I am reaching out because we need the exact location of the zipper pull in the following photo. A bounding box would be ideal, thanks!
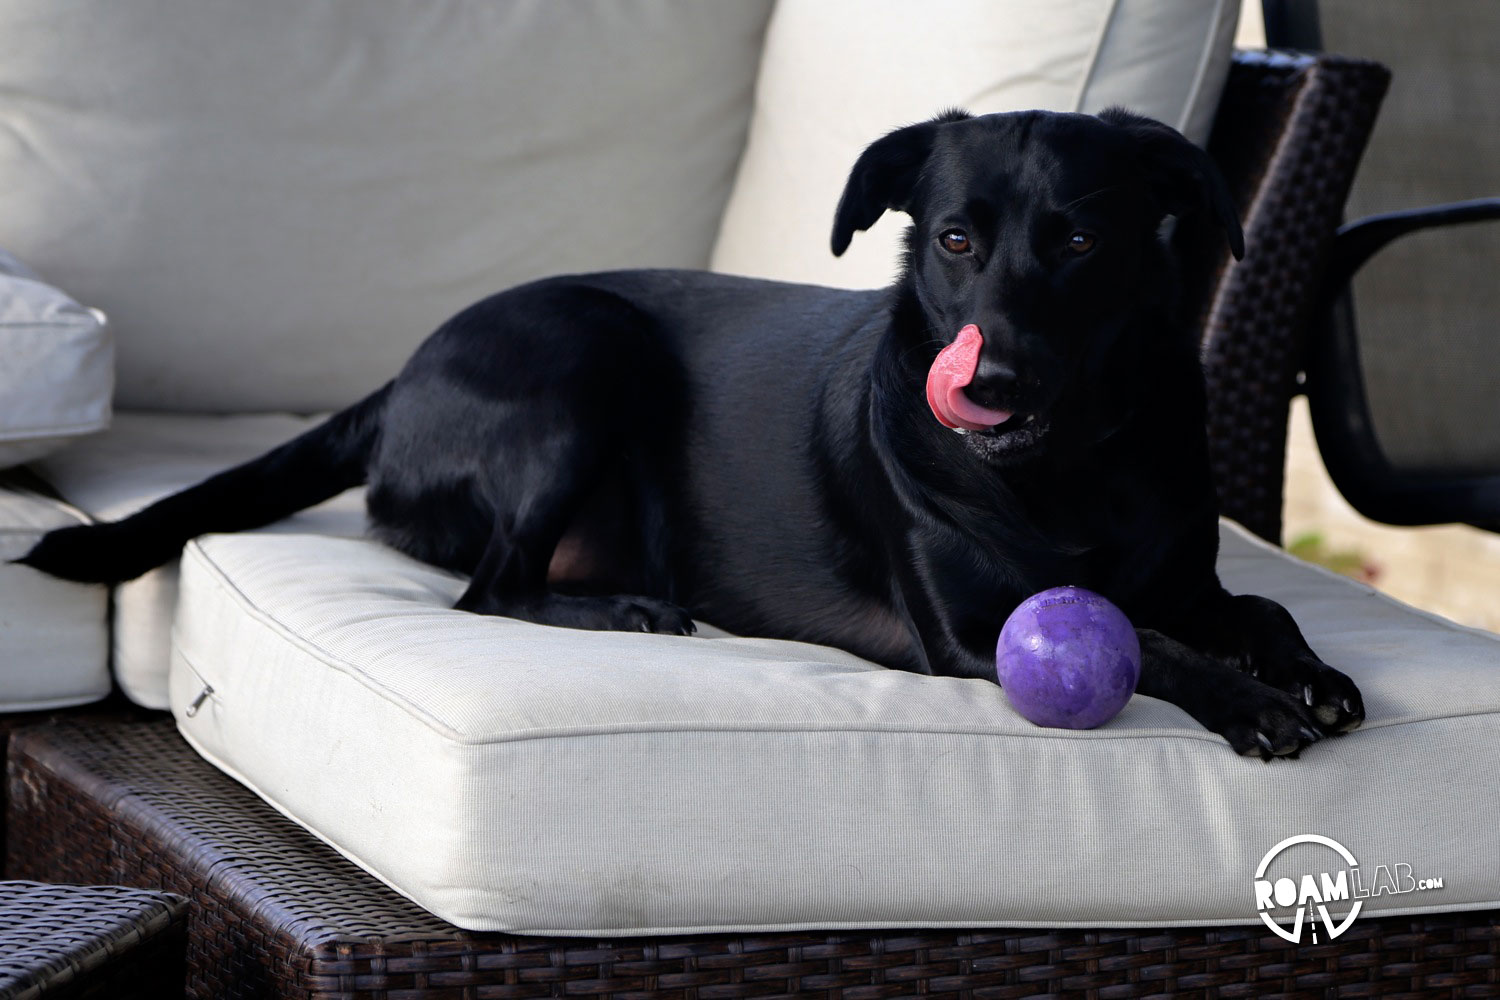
[185,684,215,718]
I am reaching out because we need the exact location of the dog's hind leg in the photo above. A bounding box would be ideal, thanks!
[357,279,695,635]
[461,547,696,634]
[452,454,695,635]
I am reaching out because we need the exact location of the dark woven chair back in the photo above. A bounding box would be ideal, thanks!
[1181,49,1388,542]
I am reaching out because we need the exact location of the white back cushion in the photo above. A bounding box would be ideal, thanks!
[0,1,774,412]
[711,0,1241,289]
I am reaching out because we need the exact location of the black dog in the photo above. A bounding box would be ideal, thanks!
[23,108,1364,759]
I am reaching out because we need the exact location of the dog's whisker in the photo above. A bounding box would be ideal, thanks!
[899,336,948,365]
[1058,184,1125,213]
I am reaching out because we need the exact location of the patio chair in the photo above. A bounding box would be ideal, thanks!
[1265,0,1500,530]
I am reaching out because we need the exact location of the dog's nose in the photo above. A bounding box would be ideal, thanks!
[966,356,1021,409]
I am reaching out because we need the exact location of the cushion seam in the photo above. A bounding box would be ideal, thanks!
[1177,0,1233,135]
[1070,0,1123,114]
[0,489,93,526]
[180,540,470,740]
[0,418,112,441]
[0,692,110,713]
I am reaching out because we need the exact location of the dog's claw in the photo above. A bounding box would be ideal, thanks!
[1303,684,1314,707]
[1299,725,1322,744]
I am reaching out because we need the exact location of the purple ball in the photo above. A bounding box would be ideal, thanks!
[995,586,1141,729]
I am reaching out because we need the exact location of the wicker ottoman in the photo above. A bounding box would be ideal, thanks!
[7,718,1500,999]
[0,880,186,1000]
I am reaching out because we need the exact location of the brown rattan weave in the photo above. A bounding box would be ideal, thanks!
[0,698,154,858]
[0,715,29,866]
[8,718,1499,1000]
[1187,50,1390,543]
[1,712,69,867]
[0,879,186,1000]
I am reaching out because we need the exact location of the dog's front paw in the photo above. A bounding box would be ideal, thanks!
[1222,595,1365,735]
[1291,657,1364,733]
[1201,673,1327,761]
[1251,655,1365,735]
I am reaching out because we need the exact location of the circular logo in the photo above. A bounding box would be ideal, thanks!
[1253,834,1362,943]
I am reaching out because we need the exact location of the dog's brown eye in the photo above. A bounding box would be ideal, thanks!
[939,229,970,254]
[1067,231,1096,254]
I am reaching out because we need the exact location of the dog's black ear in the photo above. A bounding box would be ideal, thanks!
[1099,107,1245,260]
[831,109,972,257]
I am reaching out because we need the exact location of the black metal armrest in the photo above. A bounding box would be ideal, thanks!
[1305,198,1500,531]
[1324,197,1500,290]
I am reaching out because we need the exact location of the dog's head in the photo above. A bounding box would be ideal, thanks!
[832,108,1242,464]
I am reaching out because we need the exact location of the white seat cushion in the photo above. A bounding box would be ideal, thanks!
[170,521,1500,934]
[0,483,109,711]
[33,412,368,708]
[711,0,1242,289]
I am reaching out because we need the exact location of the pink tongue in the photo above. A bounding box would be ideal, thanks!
[924,324,1015,430]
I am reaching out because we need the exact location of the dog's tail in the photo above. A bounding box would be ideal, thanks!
[17,382,393,584]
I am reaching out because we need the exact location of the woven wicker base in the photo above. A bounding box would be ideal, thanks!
[0,880,186,1000]
[0,698,145,866]
[5,717,1498,1000]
